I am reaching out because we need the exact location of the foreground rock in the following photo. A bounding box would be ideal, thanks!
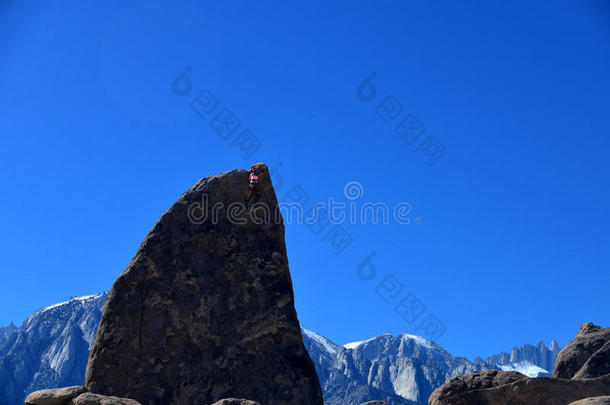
[25,387,140,405]
[429,373,610,405]
[85,163,323,405]
[574,340,610,380]
[71,393,142,405]
[554,323,610,379]
[428,369,526,403]
[208,399,261,405]
[359,401,390,405]
[429,323,610,405]
[25,386,86,405]
[569,397,610,405]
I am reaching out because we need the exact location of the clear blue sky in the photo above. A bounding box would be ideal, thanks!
[1,0,609,360]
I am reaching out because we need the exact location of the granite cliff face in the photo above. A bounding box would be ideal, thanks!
[0,294,106,405]
[84,163,324,405]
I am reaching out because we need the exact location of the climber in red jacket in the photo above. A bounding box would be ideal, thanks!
[246,167,261,202]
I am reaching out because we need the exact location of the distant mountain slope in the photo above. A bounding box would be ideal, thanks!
[0,294,560,405]
[0,293,106,405]
[301,327,561,404]
[474,339,560,377]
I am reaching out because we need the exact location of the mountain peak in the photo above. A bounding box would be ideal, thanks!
[549,339,560,352]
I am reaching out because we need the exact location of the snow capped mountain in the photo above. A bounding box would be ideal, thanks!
[302,327,339,355]
[301,328,561,405]
[0,292,107,405]
[0,294,560,405]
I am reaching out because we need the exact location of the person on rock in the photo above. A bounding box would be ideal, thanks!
[246,167,261,202]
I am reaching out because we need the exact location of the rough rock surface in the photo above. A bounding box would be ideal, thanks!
[70,393,142,405]
[25,386,86,405]
[574,340,610,380]
[84,164,323,405]
[429,374,610,405]
[569,397,610,405]
[554,323,610,379]
[428,370,527,404]
[207,399,261,405]
[24,387,141,405]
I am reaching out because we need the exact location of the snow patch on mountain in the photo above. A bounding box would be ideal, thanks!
[400,333,436,349]
[498,360,550,377]
[37,293,106,314]
[301,327,339,355]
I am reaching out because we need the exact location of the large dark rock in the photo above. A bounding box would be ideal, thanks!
[554,323,610,379]
[574,340,610,380]
[428,370,527,404]
[429,374,610,405]
[84,164,323,405]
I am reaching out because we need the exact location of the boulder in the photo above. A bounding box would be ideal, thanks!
[84,164,323,405]
[208,399,261,405]
[569,397,610,405]
[574,340,610,380]
[429,373,610,405]
[70,393,142,405]
[25,386,86,405]
[359,401,390,405]
[428,370,527,405]
[554,323,610,379]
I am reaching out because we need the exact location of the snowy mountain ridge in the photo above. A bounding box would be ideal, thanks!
[0,293,560,405]
[302,326,561,404]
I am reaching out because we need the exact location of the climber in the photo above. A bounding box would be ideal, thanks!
[246,167,261,202]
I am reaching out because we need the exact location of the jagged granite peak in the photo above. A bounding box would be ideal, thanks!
[474,339,560,377]
[0,321,18,350]
[550,339,561,352]
[0,292,107,405]
[84,164,324,405]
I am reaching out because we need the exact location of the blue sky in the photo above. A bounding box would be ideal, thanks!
[1,0,609,359]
